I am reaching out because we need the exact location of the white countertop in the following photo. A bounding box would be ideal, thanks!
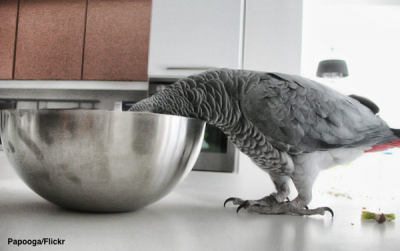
[1,153,399,251]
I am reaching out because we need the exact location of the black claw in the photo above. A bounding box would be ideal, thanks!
[304,205,309,210]
[236,204,245,213]
[324,207,334,217]
[236,201,249,213]
[224,197,236,207]
[285,197,290,202]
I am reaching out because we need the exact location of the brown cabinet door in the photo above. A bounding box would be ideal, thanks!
[83,0,151,81]
[0,0,18,79]
[14,0,87,80]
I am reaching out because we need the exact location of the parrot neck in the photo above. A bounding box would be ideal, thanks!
[130,70,288,172]
[132,74,258,133]
[130,88,194,117]
[170,78,244,130]
[131,69,251,129]
[132,76,245,132]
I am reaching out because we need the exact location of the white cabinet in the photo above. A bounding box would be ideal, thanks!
[243,0,303,75]
[148,0,245,78]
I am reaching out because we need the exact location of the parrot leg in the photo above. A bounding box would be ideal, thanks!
[224,173,293,214]
[224,164,333,217]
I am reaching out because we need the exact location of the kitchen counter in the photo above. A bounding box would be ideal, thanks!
[1,153,399,251]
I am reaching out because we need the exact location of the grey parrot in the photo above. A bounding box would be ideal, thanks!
[129,68,400,216]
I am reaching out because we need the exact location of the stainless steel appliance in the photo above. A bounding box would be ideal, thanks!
[144,79,238,173]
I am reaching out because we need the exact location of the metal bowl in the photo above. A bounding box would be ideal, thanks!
[0,109,205,212]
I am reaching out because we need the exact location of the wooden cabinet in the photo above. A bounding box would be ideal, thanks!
[14,0,87,80]
[83,0,152,81]
[3,0,151,81]
[0,0,18,79]
[148,0,245,78]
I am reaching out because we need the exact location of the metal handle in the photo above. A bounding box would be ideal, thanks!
[166,67,215,71]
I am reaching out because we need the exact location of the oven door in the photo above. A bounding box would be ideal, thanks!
[148,79,238,172]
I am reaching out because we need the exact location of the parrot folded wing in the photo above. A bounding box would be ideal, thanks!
[240,72,397,154]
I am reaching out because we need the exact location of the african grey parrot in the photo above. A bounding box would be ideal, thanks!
[129,68,400,216]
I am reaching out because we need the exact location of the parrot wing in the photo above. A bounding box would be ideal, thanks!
[240,72,396,154]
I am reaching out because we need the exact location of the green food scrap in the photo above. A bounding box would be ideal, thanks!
[361,211,396,223]
[387,214,396,221]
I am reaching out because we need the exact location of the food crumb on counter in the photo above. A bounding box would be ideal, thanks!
[361,211,396,224]
[327,191,352,200]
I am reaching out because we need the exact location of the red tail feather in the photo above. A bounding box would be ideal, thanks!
[365,139,400,153]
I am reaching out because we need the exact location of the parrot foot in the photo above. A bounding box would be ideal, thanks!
[224,197,333,217]
[224,195,278,208]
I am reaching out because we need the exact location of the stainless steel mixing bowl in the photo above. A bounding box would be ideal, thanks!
[0,109,205,212]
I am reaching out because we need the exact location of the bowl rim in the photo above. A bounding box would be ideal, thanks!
[1,109,206,124]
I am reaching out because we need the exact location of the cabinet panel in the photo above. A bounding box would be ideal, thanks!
[83,0,151,81]
[14,0,86,80]
[0,0,18,79]
[244,0,302,74]
[148,0,244,78]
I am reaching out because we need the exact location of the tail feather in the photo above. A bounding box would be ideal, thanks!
[366,129,400,152]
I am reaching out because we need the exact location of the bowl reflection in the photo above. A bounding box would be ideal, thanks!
[0,109,205,212]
